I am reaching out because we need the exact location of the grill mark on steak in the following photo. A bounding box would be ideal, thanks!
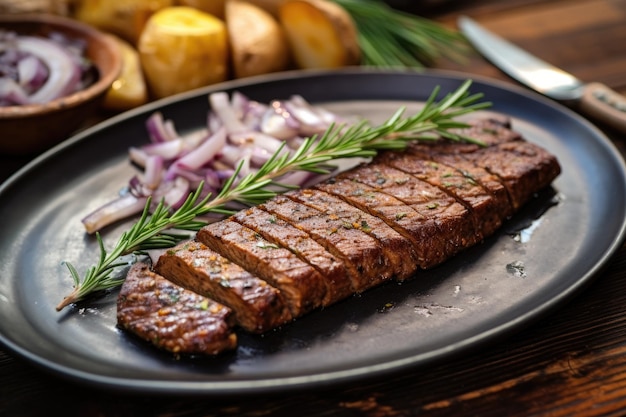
[314,178,445,270]
[231,206,353,305]
[197,220,328,316]
[338,162,476,267]
[154,240,292,333]
[286,188,418,280]
[117,262,237,355]
[405,145,514,220]
[457,141,562,210]
[260,194,392,293]
[378,152,503,242]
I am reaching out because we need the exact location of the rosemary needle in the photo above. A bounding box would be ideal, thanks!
[56,80,490,311]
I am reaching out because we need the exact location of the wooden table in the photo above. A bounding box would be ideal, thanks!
[2,0,626,415]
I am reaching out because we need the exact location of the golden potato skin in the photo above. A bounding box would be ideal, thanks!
[103,35,149,110]
[279,0,360,69]
[226,0,291,78]
[138,6,229,98]
[73,0,174,44]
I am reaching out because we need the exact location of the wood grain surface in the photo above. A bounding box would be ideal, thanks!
[2,1,626,416]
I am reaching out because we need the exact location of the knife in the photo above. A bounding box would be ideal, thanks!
[458,15,626,133]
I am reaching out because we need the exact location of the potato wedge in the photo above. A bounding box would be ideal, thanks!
[138,6,229,99]
[279,0,360,69]
[226,0,290,78]
[103,36,149,110]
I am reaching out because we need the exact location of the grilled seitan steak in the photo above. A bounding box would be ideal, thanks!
[120,117,562,356]
[117,262,237,355]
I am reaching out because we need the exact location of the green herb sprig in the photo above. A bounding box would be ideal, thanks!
[56,80,490,311]
[334,0,470,67]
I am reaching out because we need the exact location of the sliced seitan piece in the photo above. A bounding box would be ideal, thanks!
[338,162,476,267]
[117,261,237,355]
[232,206,353,305]
[197,220,328,316]
[406,145,515,220]
[286,188,418,280]
[154,240,292,333]
[457,140,562,210]
[260,194,392,293]
[314,177,443,270]
[378,151,505,241]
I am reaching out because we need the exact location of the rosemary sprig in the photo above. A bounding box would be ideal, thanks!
[334,0,470,67]
[56,80,490,311]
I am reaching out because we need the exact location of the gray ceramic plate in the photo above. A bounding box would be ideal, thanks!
[0,68,624,395]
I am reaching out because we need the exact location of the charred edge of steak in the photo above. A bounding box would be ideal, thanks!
[197,220,328,317]
[232,206,353,306]
[154,240,292,333]
[260,194,391,293]
[117,262,237,355]
[286,188,419,280]
[337,163,476,267]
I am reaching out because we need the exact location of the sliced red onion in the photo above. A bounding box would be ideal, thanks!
[84,90,349,233]
[141,139,185,160]
[17,54,48,93]
[209,92,249,134]
[15,35,81,104]
[146,112,180,143]
[284,94,339,136]
[229,131,285,153]
[153,177,191,210]
[260,101,300,140]
[128,146,149,168]
[143,155,164,189]
[82,194,148,234]
[170,127,226,171]
[0,77,30,105]
[216,143,246,168]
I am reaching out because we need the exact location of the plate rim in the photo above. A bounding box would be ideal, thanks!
[1,67,626,395]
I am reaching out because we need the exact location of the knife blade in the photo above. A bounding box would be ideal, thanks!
[458,15,626,133]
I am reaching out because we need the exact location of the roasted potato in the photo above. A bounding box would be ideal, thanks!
[226,0,290,78]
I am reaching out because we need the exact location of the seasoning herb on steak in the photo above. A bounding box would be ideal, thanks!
[378,152,505,241]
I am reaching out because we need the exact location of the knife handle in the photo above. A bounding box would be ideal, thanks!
[579,82,626,133]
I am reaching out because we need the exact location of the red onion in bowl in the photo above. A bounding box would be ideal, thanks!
[0,30,95,106]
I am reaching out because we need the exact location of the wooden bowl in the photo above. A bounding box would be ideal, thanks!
[0,14,122,155]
